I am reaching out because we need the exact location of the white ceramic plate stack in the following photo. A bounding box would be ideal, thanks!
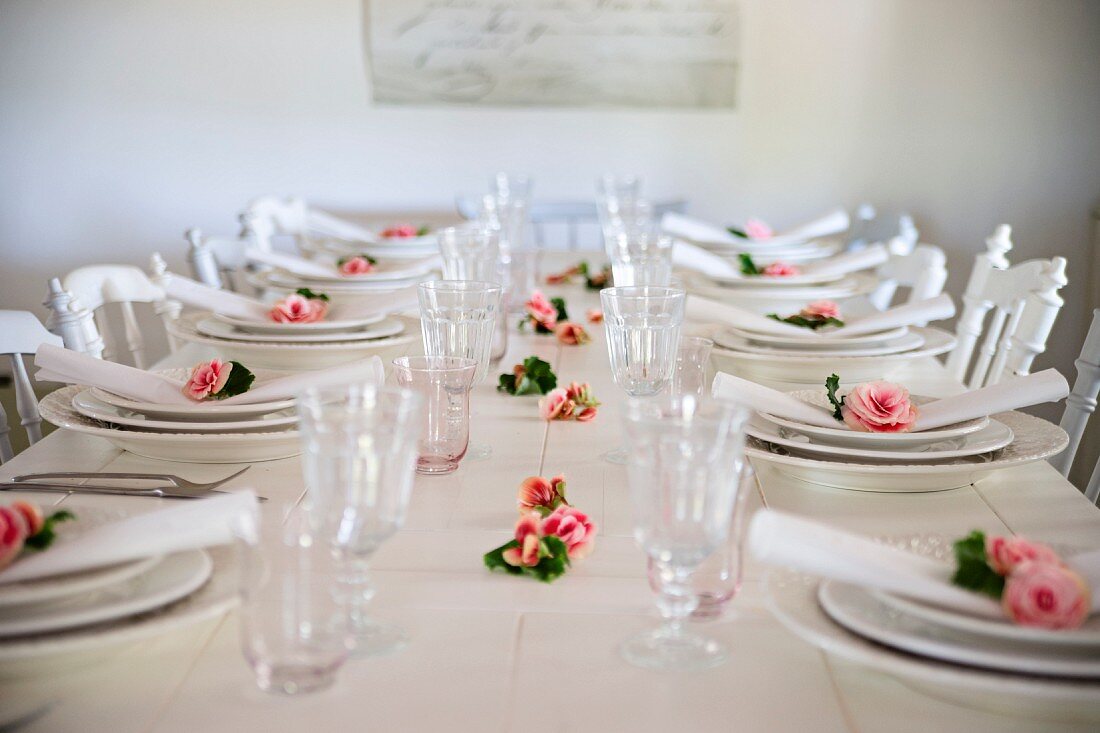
[249,257,438,294]
[309,230,440,260]
[689,234,842,264]
[680,271,880,315]
[745,390,1069,492]
[167,312,422,371]
[38,368,303,463]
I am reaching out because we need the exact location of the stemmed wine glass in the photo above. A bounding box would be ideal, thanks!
[620,395,749,671]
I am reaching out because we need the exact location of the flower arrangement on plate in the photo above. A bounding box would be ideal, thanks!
[269,288,329,324]
[183,359,256,401]
[0,501,75,571]
[739,253,799,277]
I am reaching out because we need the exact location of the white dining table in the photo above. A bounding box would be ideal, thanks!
[3,277,1100,733]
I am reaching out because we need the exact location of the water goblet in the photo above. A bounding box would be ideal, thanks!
[392,356,478,475]
[599,286,686,463]
[668,336,714,400]
[297,383,424,657]
[621,395,749,671]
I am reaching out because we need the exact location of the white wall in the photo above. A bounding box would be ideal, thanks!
[2,0,1099,381]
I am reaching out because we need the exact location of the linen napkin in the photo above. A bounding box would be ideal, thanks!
[818,294,956,338]
[914,369,1069,431]
[671,239,742,279]
[685,296,815,337]
[662,208,849,250]
[308,209,378,244]
[711,372,839,428]
[0,491,258,584]
[34,344,385,406]
[244,247,336,278]
[800,243,889,278]
[749,509,1100,616]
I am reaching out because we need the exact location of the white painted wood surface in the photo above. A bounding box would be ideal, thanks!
[3,274,1099,732]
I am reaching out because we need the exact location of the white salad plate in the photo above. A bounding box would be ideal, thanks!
[195,316,405,344]
[252,268,429,294]
[714,330,926,358]
[747,415,1015,462]
[212,311,386,335]
[706,270,847,287]
[40,387,301,463]
[726,325,910,349]
[0,550,211,637]
[71,390,298,433]
[817,580,1100,679]
[313,236,439,260]
[746,411,1067,492]
[287,257,437,283]
[761,390,990,448]
[682,271,879,314]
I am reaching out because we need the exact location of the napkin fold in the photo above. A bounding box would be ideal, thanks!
[818,294,956,338]
[34,344,385,406]
[914,369,1069,431]
[711,372,839,428]
[662,208,849,250]
[685,296,814,337]
[308,209,378,244]
[244,247,335,278]
[801,243,889,278]
[0,492,258,584]
[671,240,741,279]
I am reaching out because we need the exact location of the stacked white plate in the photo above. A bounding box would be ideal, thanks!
[309,231,439,260]
[249,257,438,295]
[689,234,841,264]
[38,368,303,463]
[168,312,422,371]
[681,271,879,315]
[746,390,1069,491]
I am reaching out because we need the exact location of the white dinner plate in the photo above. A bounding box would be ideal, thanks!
[71,390,298,433]
[40,387,301,464]
[253,268,430,293]
[196,316,405,344]
[818,580,1100,678]
[726,325,910,349]
[282,257,437,283]
[761,390,990,448]
[682,271,879,308]
[747,415,1014,462]
[0,550,211,637]
[706,270,847,287]
[212,311,386,335]
[714,330,926,358]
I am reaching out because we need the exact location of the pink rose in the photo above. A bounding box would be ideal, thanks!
[744,218,774,240]
[546,266,580,285]
[525,290,558,330]
[586,309,603,324]
[541,506,597,560]
[986,536,1062,576]
[1002,561,1091,630]
[518,474,567,512]
[800,300,840,320]
[269,293,328,324]
[381,224,418,238]
[555,322,590,346]
[841,381,918,433]
[339,256,375,276]
[574,406,598,422]
[761,262,800,277]
[502,513,543,568]
[538,388,575,421]
[0,506,29,571]
[183,359,232,401]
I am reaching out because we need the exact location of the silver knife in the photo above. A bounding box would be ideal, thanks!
[0,482,268,501]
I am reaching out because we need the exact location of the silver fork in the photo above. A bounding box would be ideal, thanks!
[10,466,251,491]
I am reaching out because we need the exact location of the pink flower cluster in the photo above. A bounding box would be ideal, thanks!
[183,358,233,401]
[338,255,375,276]
[761,261,799,277]
[518,474,568,512]
[586,309,603,324]
[743,218,774,240]
[841,381,919,433]
[555,322,590,346]
[539,382,600,422]
[800,300,840,320]
[0,502,44,571]
[546,265,581,285]
[381,224,418,238]
[985,536,1091,629]
[269,293,328,324]
[525,290,558,331]
[501,506,597,567]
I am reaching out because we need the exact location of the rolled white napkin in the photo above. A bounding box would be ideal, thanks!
[661,212,740,248]
[663,208,850,250]
[0,491,258,584]
[801,243,889,278]
[686,296,814,337]
[818,294,956,338]
[244,247,335,278]
[774,207,850,245]
[34,344,385,406]
[915,369,1069,431]
[712,372,838,428]
[671,239,741,279]
[308,209,378,244]
[749,509,1100,616]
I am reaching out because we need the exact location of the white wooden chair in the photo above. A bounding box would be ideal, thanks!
[0,311,64,463]
[944,225,1068,389]
[57,265,179,368]
[43,278,106,358]
[185,228,253,291]
[241,196,375,254]
[1050,309,1100,503]
[867,226,948,312]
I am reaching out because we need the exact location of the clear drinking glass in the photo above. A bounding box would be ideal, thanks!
[477,192,529,253]
[621,396,749,671]
[608,232,673,287]
[491,172,532,206]
[437,227,509,365]
[297,384,423,657]
[506,247,544,315]
[392,356,478,475]
[237,508,350,694]
[668,336,714,400]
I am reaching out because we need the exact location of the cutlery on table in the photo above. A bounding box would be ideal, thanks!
[1,467,268,501]
[10,466,251,491]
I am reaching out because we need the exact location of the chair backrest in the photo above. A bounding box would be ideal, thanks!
[185,229,252,290]
[944,225,1068,388]
[58,265,178,368]
[241,196,376,255]
[1051,308,1100,503]
[867,238,948,312]
[0,310,64,462]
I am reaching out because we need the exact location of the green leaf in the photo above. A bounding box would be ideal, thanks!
[416,225,431,236]
[951,531,1005,599]
[521,356,557,393]
[727,226,748,239]
[497,373,518,394]
[577,261,590,276]
[483,536,571,583]
[551,297,569,322]
[23,509,76,551]
[767,314,845,331]
[825,374,845,421]
[739,253,760,275]
[294,287,329,302]
[214,361,256,399]
[483,540,524,575]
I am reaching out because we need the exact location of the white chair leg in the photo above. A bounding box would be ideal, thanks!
[1053,309,1100,477]
[9,355,43,445]
[969,307,1008,388]
[0,400,13,463]
[1087,459,1100,505]
[119,301,146,369]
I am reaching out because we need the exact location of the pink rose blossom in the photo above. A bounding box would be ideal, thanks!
[538,388,575,421]
[269,294,328,324]
[339,256,375,276]
[800,300,840,320]
[502,513,543,567]
[183,359,233,401]
[744,218,774,240]
[541,506,597,560]
[574,406,598,422]
[518,475,567,512]
[0,506,29,571]
[381,224,417,238]
[555,322,590,346]
[1002,561,1091,630]
[761,262,800,277]
[586,309,603,324]
[986,536,1062,576]
[841,381,918,433]
[525,290,558,330]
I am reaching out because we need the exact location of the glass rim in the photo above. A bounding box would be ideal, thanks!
[623,395,748,427]
[418,279,503,295]
[391,355,479,374]
[600,286,685,299]
[296,382,424,412]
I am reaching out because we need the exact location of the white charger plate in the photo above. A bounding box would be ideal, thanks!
[0,550,211,637]
[726,325,910,349]
[818,580,1100,678]
[40,387,301,464]
[71,390,298,433]
[747,415,1014,462]
[212,311,386,335]
[715,330,926,358]
[196,316,405,344]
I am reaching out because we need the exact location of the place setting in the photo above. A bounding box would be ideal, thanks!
[661,207,850,262]
[304,221,441,260]
[243,244,439,294]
